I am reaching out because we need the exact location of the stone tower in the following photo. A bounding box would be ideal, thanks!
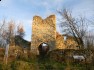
[31,15,56,54]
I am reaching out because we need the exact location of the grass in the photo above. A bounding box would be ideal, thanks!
[0,49,94,70]
[0,55,94,70]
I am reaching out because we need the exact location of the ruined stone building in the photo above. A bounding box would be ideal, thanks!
[31,15,56,54]
[31,15,78,54]
[56,32,78,49]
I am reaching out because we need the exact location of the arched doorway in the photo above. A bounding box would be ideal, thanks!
[38,42,49,56]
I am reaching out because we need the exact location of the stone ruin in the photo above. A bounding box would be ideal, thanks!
[31,15,56,54]
[31,15,78,54]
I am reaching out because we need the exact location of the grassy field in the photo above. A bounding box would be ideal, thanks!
[0,49,94,70]
[0,55,93,70]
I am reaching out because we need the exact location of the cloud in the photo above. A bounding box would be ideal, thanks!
[67,0,94,18]
[0,0,10,7]
[56,0,94,34]
[0,0,94,41]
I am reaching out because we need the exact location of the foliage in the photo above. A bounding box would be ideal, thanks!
[17,24,25,38]
[0,50,94,70]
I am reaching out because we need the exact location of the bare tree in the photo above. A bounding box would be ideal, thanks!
[17,24,25,38]
[3,20,16,64]
[14,24,25,47]
[58,9,88,49]
[0,19,26,64]
[8,20,16,45]
[0,20,16,64]
[0,19,10,64]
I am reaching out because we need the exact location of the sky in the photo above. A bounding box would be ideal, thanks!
[0,0,94,41]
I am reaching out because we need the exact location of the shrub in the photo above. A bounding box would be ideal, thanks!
[11,61,31,70]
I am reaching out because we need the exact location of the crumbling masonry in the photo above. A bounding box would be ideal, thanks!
[31,15,56,54]
[31,15,78,54]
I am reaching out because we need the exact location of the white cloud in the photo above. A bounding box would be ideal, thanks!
[71,0,94,18]
[1,0,94,41]
[0,0,12,7]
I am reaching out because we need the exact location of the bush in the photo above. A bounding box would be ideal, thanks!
[11,61,31,70]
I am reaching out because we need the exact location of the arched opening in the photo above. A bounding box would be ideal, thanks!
[38,42,49,57]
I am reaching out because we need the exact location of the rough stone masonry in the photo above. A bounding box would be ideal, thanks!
[31,15,56,54]
[31,15,78,54]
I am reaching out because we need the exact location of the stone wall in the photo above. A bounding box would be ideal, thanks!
[31,15,78,54]
[56,32,78,49]
[31,15,56,54]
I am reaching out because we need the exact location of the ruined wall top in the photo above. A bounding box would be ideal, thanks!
[33,15,56,24]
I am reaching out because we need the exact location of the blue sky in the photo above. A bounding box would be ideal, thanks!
[0,0,94,41]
